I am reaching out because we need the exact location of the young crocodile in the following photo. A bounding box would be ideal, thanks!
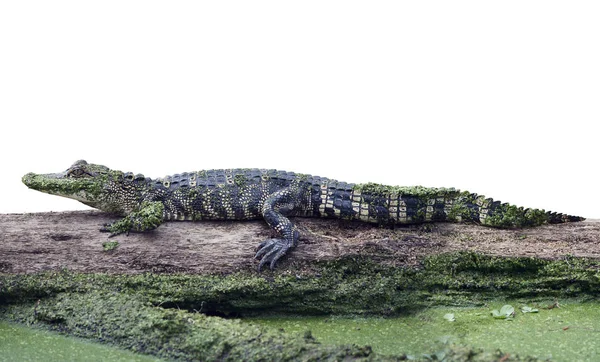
[22,160,585,270]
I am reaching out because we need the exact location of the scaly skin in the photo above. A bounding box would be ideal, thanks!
[22,160,585,270]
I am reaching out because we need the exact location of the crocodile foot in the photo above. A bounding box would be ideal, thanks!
[255,238,290,271]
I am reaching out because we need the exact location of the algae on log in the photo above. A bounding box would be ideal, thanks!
[1,211,600,316]
[0,291,375,361]
[0,286,553,361]
[2,253,600,317]
[2,211,600,361]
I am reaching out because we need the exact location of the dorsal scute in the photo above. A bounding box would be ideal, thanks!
[122,171,147,182]
[352,182,464,199]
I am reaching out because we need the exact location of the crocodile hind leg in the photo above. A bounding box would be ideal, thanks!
[255,187,301,271]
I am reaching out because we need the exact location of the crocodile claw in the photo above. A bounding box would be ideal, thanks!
[99,223,114,235]
[255,238,290,271]
[99,223,127,237]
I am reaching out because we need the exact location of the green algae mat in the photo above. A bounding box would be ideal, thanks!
[247,302,600,361]
[2,252,600,361]
[0,321,162,362]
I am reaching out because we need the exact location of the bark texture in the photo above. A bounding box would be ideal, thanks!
[1,211,598,274]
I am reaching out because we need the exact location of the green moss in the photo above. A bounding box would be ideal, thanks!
[353,183,456,199]
[446,203,470,222]
[442,192,476,222]
[2,253,599,317]
[1,291,377,361]
[233,174,247,187]
[106,201,164,235]
[483,205,549,228]
[21,172,107,203]
[102,241,119,251]
[295,173,310,183]
[2,253,599,361]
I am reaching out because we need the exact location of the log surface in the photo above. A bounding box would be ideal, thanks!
[1,211,599,274]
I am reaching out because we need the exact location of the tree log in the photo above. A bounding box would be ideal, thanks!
[2,212,600,361]
[1,211,599,274]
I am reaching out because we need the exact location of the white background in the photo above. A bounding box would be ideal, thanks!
[1,1,598,218]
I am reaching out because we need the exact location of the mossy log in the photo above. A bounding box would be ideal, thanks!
[2,211,600,361]
[2,210,600,318]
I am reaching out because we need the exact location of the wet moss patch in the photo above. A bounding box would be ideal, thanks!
[1,252,599,361]
[1,291,375,361]
[482,204,549,228]
[2,252,600,316]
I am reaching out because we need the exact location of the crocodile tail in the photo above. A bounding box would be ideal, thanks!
[455,192,586,228]
[347,183,584,227]
[544,211,586,224]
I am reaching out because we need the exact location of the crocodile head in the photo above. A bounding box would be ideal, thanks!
[22,160,134,214]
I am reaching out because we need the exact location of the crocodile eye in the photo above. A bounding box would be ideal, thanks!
[67,169,86,178]
[124,173,135,181]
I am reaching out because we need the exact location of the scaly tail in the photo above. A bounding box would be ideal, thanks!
[449,191,585,228]
[339,183,584,228]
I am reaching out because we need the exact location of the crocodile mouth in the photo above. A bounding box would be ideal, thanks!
[22,172,97,203]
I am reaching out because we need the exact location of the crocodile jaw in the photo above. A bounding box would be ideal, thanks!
[22,172,102,205]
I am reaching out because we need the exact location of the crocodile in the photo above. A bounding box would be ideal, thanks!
[22,160,585,270]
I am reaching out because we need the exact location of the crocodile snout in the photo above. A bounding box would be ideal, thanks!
[22,172,36,188]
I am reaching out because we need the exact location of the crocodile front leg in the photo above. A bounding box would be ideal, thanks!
[100,201,165,236]
[255,187,300,271]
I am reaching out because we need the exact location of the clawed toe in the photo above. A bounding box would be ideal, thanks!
[255,238,290,271]
[99,223,126,237]
[99,224,116,237]
[256,239,271,250]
